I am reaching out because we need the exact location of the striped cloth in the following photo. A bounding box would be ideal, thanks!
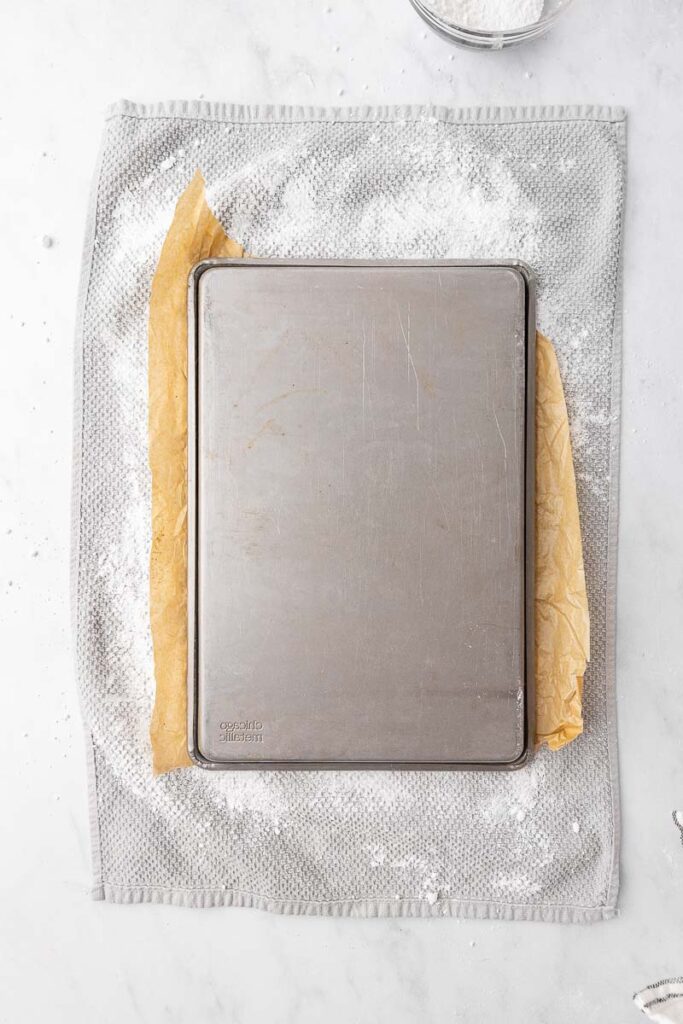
[635,980,683,1023]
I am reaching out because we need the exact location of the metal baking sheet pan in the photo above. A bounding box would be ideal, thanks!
[187,260,535,770]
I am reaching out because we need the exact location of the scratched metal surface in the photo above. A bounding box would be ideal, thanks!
[192,262,528,767]
[74,102,624,919]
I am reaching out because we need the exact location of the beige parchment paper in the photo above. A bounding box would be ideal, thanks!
[148,170,243,774]
[148,172,589,773]
[534,332,590,750]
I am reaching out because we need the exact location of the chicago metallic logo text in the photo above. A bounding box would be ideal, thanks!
[219,720,264,743]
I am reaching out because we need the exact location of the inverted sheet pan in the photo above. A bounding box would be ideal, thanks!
[188,260,535,770]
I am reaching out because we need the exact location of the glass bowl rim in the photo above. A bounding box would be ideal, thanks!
[410,0,576,38]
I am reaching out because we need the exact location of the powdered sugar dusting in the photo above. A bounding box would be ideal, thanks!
[425,0,544,31]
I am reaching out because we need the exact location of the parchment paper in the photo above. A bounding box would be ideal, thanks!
[149,172,589,773]
[148,170,243,774]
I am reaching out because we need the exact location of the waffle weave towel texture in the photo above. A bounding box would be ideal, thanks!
[73,101,625,921]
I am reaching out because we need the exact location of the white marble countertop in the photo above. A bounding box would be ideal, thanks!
[1,1,682,1021]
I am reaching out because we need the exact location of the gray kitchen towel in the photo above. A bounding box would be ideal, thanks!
[73,101,625,921]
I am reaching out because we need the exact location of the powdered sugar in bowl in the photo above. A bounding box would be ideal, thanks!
[409,0,576,49]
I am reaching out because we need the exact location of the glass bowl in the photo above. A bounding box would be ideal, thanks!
[409,0,576,49]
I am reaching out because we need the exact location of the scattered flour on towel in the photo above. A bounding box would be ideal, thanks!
[424,0,544,30]
[84,111,621,916]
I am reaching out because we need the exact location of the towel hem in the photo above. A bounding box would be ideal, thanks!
[72,121,109,901]
[94,883,617,922]
[107,99,626,127]
[602,116,627,914]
